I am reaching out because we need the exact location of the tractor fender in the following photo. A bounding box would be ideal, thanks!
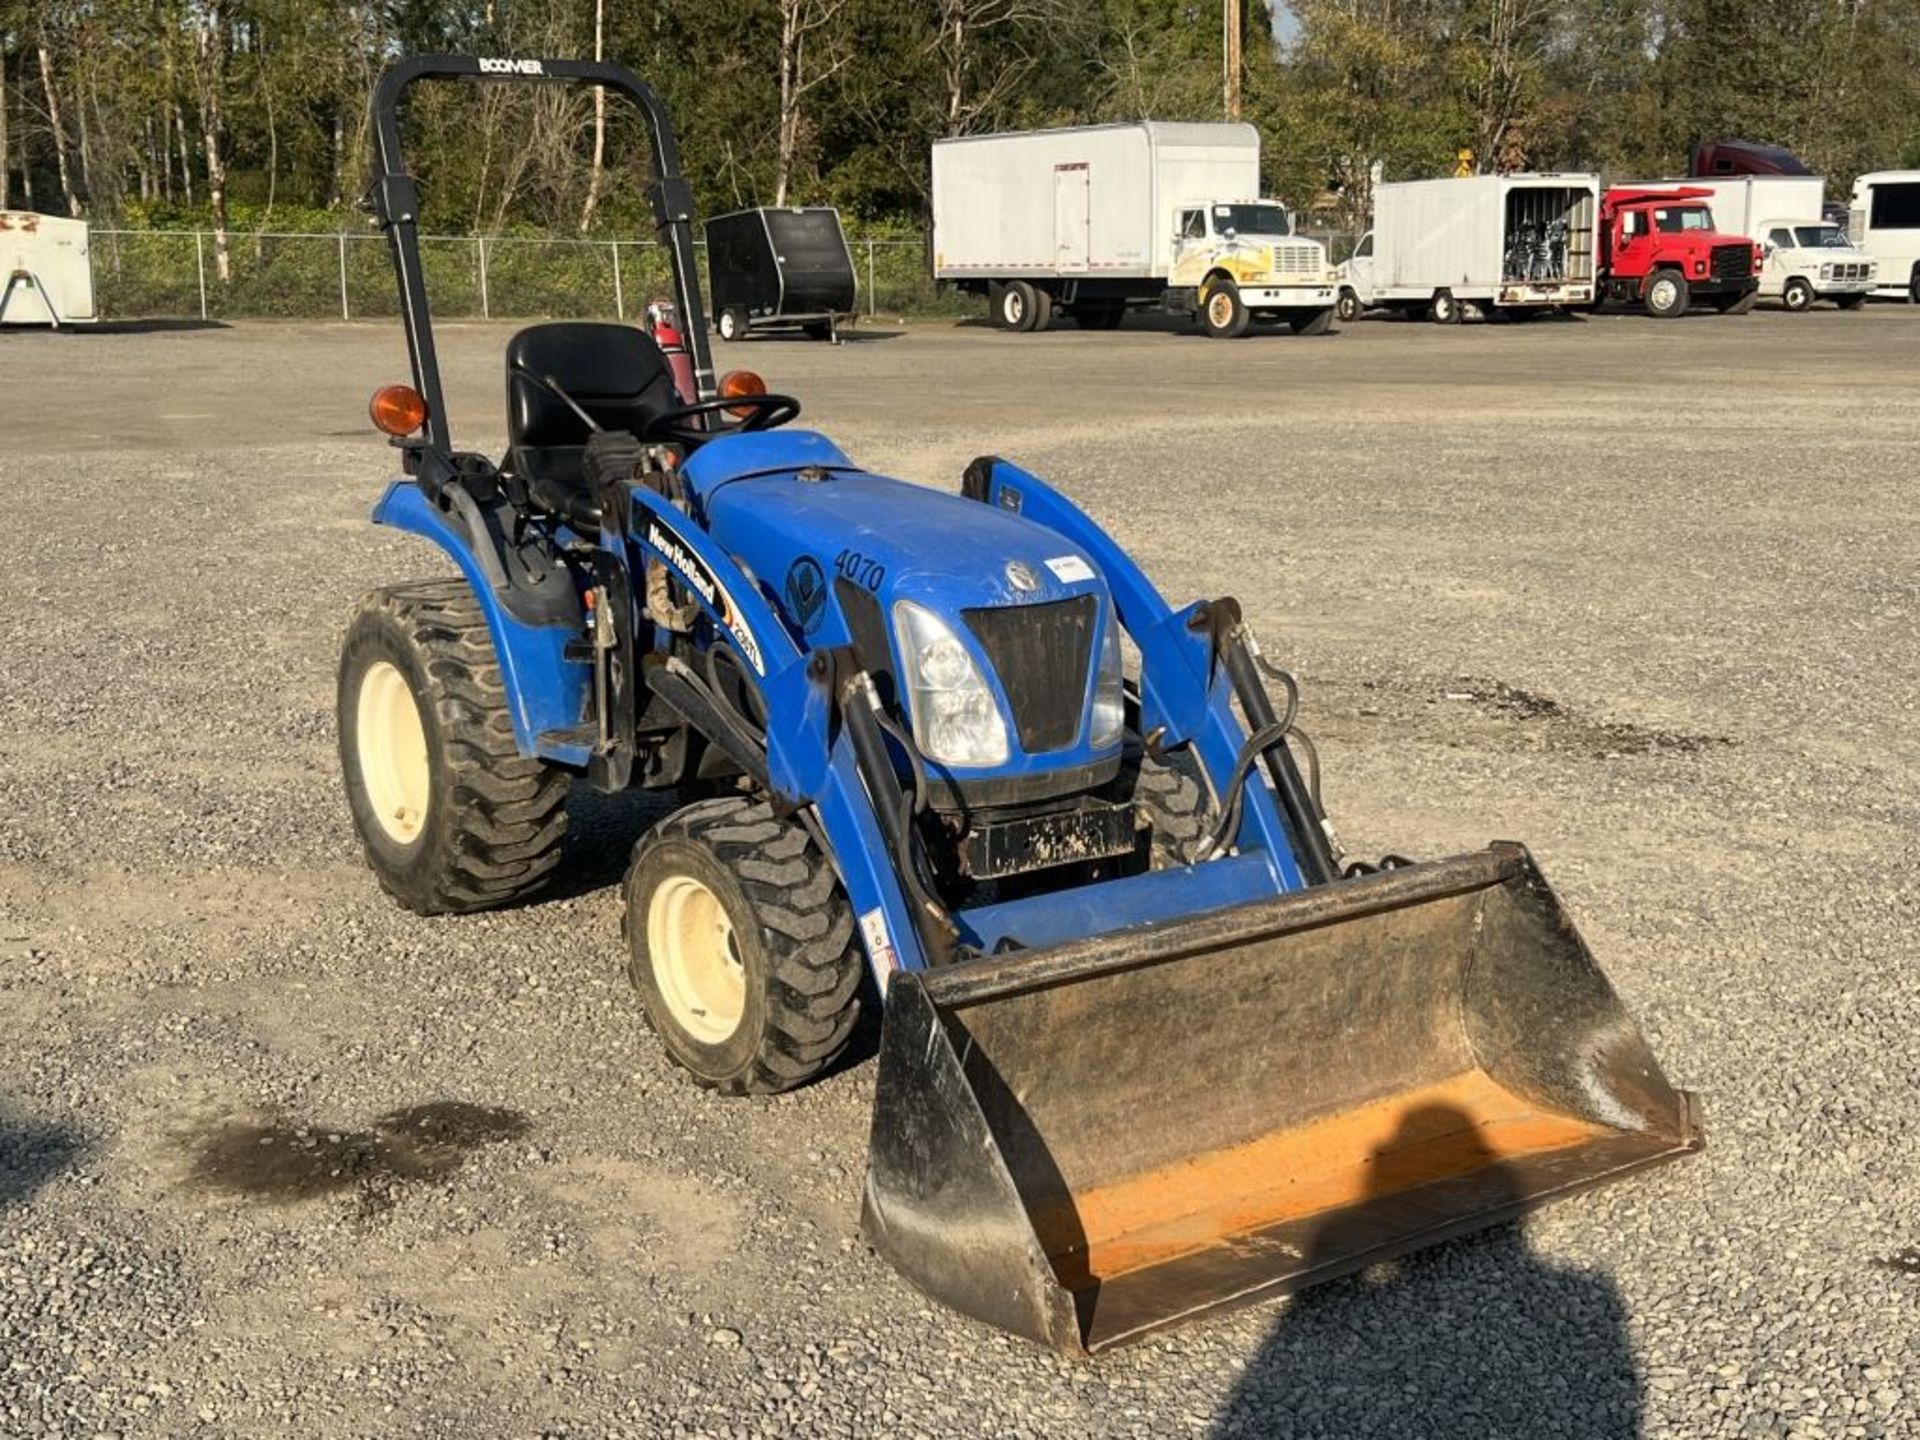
[372,480,591,763]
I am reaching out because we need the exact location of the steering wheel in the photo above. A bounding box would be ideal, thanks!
[642,393,802,446]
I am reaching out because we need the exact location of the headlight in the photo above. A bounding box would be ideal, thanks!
[1090,618,1124,749]
[1821,263,1834,280]
[892,601,1008,767]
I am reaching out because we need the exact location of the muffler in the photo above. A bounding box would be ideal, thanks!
[861,844,1701,1355]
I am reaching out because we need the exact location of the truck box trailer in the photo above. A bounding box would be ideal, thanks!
[1669,177,1871,310]
[1334,174,1599,323]
[931,122,1336,338]
[0,211,96,326]
[1847,171,1920,301]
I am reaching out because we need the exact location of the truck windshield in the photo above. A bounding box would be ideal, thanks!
[1213,204,1290,237]
[1793,224,1851,248]
[1653,206,1715,233]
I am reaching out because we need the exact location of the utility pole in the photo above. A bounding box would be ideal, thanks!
[1223,0,1243,121]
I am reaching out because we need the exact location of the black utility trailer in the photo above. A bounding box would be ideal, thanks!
[706,206,857,342]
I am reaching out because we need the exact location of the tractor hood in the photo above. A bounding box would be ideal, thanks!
[684,431,1109,623]
[679,430,1118,786]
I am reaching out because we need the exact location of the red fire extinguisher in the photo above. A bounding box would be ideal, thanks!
[646,298,697,403]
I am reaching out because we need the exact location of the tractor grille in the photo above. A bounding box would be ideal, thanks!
[1711,244,1751,280]
[1269,244,1322,277]
[964,597,1095,754]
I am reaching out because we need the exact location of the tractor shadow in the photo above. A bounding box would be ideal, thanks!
[545,786,677,902]
[0,1103,85,1212]
[1211,1105,1643,1440]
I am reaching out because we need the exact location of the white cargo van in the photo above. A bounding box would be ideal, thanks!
[1661,177,1871,310]
[0,211,96,325]
[1334,174,1599,323]
[931,122,1336,338]
[1847,171,1920,301]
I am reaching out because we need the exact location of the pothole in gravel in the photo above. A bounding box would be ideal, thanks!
[1435,678,1736,757]
[182,1100,529,1216]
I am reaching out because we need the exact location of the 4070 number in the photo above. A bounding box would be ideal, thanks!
[835,549,885,590]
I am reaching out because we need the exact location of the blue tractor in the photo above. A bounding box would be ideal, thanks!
[339,57,1701,1356]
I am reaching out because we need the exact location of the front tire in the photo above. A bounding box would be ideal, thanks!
[1336,288,1362,323]
[624,798,863,1095]
[1782,278,1814,312]
[1200,277,1250,338]
[338,581,570,915]
[1645,270,1689,318]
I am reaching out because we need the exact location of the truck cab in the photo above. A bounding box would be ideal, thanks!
[1755,219,1874,309]
[1599,187,1761,317]
[1166,198,1336,333]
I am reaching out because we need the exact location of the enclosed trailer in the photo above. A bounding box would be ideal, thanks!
[0,212,97,326]
[1670,177,1871,309]
[1336,174,1598,323]
[931,122,1335,336]
[705,207,857,342]
[1848,171,1920,301]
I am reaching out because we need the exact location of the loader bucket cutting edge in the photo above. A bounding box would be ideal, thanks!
[860,844,1702,1355]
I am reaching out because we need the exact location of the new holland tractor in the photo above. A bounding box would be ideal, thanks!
[339,56,1701,1356]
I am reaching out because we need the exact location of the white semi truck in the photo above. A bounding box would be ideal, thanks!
[1847,171,1920,301]
[1658,177,1871,310]
[1334,174,1600,323]
[930,122,1337,338]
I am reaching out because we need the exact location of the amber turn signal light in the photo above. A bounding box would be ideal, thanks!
[718,368,767,419]
[370,384,428,437]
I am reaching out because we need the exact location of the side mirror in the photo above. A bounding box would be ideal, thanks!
[1222,226,1237,241]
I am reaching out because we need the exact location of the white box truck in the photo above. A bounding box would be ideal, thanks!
[1847,171,1920,301]
[1334,174,1599,323]
[1656,177,1871,310]
[0,211,96,326]
[930,122,1337,338]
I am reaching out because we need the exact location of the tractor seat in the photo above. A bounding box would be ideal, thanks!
[505,321,680,523]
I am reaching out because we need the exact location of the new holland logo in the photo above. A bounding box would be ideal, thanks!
[478,57,545,76]
[783,557,828,635]
[645,518,766,675]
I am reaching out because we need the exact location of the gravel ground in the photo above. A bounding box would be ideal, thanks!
[1,305,1916,1439]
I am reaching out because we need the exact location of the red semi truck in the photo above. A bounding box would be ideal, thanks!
[1599,186,1762,317]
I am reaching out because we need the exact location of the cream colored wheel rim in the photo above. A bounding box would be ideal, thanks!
[648,875,746,1044]
[356,660,430,844]
[1207,290,1235,327]
[1650,277,1678,311]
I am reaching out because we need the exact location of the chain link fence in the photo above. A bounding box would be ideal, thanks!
[87,229,971,323]
[87,228,1361,323]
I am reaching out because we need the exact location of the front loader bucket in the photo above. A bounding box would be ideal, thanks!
[861,844,1701,1355]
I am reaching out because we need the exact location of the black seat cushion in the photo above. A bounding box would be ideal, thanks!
[505,322,679,518]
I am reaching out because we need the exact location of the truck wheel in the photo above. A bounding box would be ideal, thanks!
[1644,270,1689,318]
[624,797,863,1095]
[1288,306,1336,336]
[1782,278,1814,312]
[1200,278,1250,338]
[1908,266,1920,304]
[1335,288,1362,322]
[717,307,748,342]
[1429,289,1459,324]
[994,281,1041,332]
[338,580,570,916]
[1836,293,1867,310]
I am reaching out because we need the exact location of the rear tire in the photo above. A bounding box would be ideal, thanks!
[624,797,862,1095]
[1644,270,1689,318]
[717,307,747,342]
[1335,288,1362,323]
[1782,278,1814,312]
[1200,277,1250,338]
[995,280,1041,332]
[1429,289,1459,324]
[338,581,570,915]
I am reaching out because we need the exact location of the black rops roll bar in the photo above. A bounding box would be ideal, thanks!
[369,55,717,460]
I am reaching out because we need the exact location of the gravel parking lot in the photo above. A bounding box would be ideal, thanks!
[2,306,1916,1439]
